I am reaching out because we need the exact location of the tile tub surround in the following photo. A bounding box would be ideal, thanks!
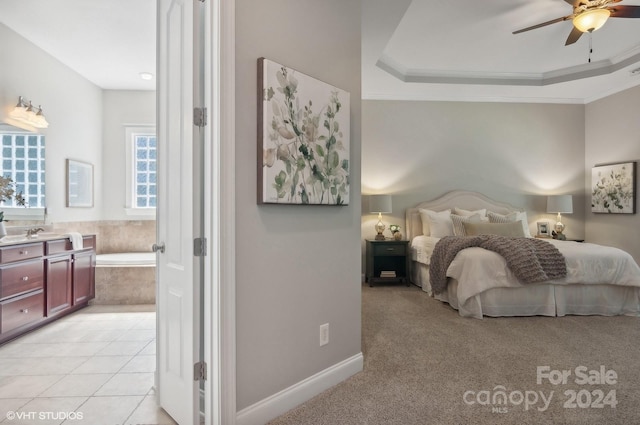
[51,220,156,255]
[94,266,156,305]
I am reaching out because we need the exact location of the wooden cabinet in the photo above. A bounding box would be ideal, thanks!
[46,254,73,316]
[73,250,95,305]
[0,235,96,344]
[366,240,411,287]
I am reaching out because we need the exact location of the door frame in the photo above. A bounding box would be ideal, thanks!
[203,1,236,424]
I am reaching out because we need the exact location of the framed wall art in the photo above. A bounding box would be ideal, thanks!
[591,162,636,214]
[536,221,551,238]
[66,159,94,208]
[257,57,350,205]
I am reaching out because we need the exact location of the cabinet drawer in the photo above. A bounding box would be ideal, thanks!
[45,239,73,255]
[0,290,44,333]
[0,243,44,264]
[0,260,45,300]
[372,243,407,256]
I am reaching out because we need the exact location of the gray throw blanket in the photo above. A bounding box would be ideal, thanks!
[429,235,567,294]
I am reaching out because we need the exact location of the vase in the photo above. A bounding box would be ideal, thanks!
[393,231,402,240]
[0,222,6,238]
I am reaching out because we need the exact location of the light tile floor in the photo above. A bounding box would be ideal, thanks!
[0,305,177,425]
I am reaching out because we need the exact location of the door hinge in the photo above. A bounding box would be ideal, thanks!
[194,107,207,127]
[194,237,207,257]
[194,361,207,381]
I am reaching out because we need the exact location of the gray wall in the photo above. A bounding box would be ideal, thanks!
[585,85,640,262]
[361,100,587,244]
[102,90,156,220]
[235,0,362,411]
[0,23,103,223]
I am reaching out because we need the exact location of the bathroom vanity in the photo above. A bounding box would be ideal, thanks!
[0,234,96,344]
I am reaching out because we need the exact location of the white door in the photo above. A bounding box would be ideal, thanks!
[156,0,201,423]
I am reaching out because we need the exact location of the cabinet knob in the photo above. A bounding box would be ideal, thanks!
[21,276,29,281]
[20,250,28,255]
[20,309,29,314]
[386,248,395,251]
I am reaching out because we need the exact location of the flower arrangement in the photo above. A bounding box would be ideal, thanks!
[0,175,26,222]
[389,224,401,234]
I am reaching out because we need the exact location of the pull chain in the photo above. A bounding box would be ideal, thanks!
[588,31,593,63]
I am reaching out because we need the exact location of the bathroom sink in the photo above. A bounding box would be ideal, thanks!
[0,233,66,245]
[0,235,30,243]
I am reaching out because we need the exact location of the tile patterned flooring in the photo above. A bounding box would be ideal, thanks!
[0,305,176,425]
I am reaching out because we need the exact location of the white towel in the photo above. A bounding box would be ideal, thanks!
[66,232,84,250]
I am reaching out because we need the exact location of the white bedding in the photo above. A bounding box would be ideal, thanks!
[412,236,640,318]
[406,191,640,319]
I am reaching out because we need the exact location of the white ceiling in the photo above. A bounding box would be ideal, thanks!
[0,0,156,91]
[2,0,640,102]
[363,0,640,103]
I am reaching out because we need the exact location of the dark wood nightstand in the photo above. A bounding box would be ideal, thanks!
[365,239,410,287]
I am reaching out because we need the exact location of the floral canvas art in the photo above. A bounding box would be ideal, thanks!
[591,162,636,214]
[258,58,350,205]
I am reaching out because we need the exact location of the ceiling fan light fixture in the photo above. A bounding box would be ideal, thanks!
[572,8,611,33]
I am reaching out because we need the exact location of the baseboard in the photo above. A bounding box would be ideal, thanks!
[236,352,363,425]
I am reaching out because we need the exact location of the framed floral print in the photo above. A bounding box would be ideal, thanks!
[591,162,636,214]
[257,58,350,205]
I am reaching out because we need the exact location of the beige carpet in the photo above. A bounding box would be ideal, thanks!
[269,283,640,425]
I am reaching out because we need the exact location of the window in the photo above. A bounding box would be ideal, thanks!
[134,134,157,207]
[125,126,156,216]
[1,133,46,208]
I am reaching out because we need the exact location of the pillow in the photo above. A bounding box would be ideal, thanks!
[463,221,526,238]
[487,211,532,238]
[453,207,487,218]
[451,213,483,236]
[419,209,453,238]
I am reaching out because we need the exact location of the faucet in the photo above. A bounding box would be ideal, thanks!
[26,227,45,238]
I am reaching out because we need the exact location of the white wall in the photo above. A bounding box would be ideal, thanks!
[102,90,156,220]
[585,85,640,262]
[361,100,587,243]
[0,23,103,223]
[235,0,362,415]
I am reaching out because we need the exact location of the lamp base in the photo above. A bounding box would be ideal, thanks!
[374,233,386,241]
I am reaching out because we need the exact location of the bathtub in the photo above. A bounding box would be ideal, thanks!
[96,252,156,268]
[94,252,156,305]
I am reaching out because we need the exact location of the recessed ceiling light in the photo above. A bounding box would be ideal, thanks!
[139,72,154,81]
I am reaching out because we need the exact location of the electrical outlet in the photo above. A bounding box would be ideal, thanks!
[319,323,329,346]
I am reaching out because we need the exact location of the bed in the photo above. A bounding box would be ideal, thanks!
[406,190,640,318]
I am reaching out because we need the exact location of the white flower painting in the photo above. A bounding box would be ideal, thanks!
[591,162,636,214]
[258,58,350,205]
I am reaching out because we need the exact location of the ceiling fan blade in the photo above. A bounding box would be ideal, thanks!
[609,5,640,18]
[513,16,571,34]
[565,26,583,45]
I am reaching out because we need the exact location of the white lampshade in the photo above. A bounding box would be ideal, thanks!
[573,8,610,33]
[369,194,392,214]
[547,195,573,214]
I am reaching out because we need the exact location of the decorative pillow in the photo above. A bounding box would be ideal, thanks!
[487,211,532,238]
[453,207,487,218]
[451,213,483,236]
[463,221,526,238]
[419,209,453,238]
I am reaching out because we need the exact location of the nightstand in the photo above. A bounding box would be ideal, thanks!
[365,239,410,287]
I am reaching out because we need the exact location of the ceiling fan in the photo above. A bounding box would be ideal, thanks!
[513,0,640,45]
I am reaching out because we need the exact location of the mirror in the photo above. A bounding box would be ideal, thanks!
[0,130,46,220]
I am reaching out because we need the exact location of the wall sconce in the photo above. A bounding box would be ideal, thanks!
[369,194,392,240]
[547,194,573,240]
[9,96,49,129]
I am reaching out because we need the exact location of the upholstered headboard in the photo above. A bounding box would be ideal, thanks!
[405,190,524,241]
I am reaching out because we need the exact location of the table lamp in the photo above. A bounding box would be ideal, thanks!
[547,195,573,240]
[369,195,392,240]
